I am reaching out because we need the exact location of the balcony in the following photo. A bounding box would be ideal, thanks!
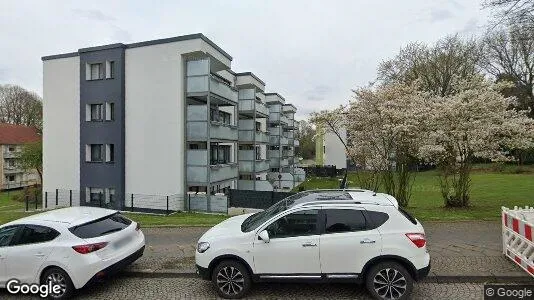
[294,140,300,147]
[286,131,295,139]
[3,166,22,174]
[269,149,281,158]
[187,74,238,104]
[238,130,269,143]
[283,149,294,157]
[280,158,289,166]
[187,105,238,141]
[270,157,280,168]
[238,159,270,173]
[187,150,238,183]
[3,151,19,158]
[280,115,289,126]
[238,99,269,117]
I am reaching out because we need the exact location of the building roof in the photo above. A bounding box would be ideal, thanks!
[42,33,233,61]
[0,123,41,145]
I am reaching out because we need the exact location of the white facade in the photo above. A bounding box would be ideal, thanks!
[42,56,80,192]
[324,128,347,169]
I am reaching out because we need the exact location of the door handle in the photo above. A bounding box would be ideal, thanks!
[34,253,45,257]
[360,239,376,244]
[302,242,317,247]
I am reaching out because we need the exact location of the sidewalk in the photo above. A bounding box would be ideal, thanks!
[123,221,532,282]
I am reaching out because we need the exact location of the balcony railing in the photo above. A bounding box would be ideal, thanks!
[238,99,269,116]
[294,140,300,147]
[187,121,238,141]
[3,151,19,158]
[269,149,281,158]
[238,130,269,143]
[187,163,238,183]
[3,166,22,174]
[238,160,270,173]
[283,149,294,157]
[280,158,289,166]
[187,75,238,104]
[270,157,280,168]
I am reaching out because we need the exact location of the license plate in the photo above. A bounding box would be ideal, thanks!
[114,235,133,249]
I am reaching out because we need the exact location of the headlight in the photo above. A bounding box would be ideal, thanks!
[197,242,210,253]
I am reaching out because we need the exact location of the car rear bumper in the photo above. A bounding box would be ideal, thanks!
[196,264,210,280]
[83,245,145,288]
[416,260,430,280]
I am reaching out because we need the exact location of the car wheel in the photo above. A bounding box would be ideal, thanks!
[212,260,251,299]
[41,267,75,299]
[365,261,413,300]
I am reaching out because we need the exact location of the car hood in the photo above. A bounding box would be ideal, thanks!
[199,213,254,242]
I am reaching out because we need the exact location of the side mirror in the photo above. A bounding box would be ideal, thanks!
[258,230,270,243]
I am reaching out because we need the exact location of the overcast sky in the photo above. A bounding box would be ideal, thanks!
[0,0,490,119]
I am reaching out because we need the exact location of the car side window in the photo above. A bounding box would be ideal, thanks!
[265,209,319,239]
[324,209,367,234]
[0,226,21,247]
[11,225,60,246]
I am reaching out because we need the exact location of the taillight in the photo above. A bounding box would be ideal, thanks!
[405,233,426,248]
[135,222,140,231]
[72,242,108,254]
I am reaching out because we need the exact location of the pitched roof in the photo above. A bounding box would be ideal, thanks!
[0,123,41,145]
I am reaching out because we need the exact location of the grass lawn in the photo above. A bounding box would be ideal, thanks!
[297,167,534,221]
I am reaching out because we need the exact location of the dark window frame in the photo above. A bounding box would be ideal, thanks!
[321,208,369,235]
[90,103,104,121]
[10,224,60,246]
[90,144,104,162]
[89,63,105,80]
[0,225,22,247]
[264,209,321,240]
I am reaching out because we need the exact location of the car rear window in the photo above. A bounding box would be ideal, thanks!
[69,213,132,239]
[398,207,418,225]
[365,211,390,229]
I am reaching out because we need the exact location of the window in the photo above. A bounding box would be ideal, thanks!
[7,159,15,167]
[255,146,261,160]
[8,146,15,152]
[211,144,231,164]
[90,104,103,121]
[7,175,15,182]
[265,209,319,239]
[69,213,132,239]
[0,225,20,247]
[398,207,418,225]
[105,102,115,121]
[366,211,390,229]
[324,209,367,234]
[107,188,115,203]
[90,144,104,162]
[106,61,115,79]
[211,110,231,125]
[88,187,104,203]
[106,144,114,162]
[12,225,59,246]
[89,63,104,80]
[255,122,262,132]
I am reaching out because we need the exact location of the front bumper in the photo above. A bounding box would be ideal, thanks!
[83,245,145,288]
[196,264,210,280]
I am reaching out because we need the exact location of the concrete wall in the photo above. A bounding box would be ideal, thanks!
[43,56,80,192]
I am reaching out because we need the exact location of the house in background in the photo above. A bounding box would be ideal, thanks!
[0,123,41,190]
[42,33,305,212]
[315,126,347,169]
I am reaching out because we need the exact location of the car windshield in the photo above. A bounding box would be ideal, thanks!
[240,192,311,232]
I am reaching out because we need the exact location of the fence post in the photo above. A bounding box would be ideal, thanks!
[69,190,72,207]
[35,193,38,210]
[99,192,103,207]
[188,194,191,213]
[34,190,38,209]
[55,188,58,206]
[131,194,134,212]
[166,196,169,215]
[45,192,48,209]
[25,195,29,212]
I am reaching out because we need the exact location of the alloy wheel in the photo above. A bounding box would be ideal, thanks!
[216,266,245,296]
[46,272,67,298]
[373,268,407,299]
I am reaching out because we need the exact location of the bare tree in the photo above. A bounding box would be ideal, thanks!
[378,35,481,96]
[483,0,534,29]
[480,25,534,117]
[0,84,42,130]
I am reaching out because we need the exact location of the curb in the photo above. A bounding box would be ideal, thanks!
[123,271,532,283]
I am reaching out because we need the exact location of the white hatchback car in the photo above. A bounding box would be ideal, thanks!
[196,189,430,299]
[0,207,145,299]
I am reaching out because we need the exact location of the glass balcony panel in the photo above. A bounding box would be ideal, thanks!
[187,122,208,140]
[210,77,238,103]
[210,164,238,182]
[238,89,255,100]
[187,60,209,76]
[187,150,208,165]
[187,76,209,93]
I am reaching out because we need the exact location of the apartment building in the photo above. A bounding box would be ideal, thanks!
[42,33,304,211]
[0,123,41,190]
[316,126,348,169]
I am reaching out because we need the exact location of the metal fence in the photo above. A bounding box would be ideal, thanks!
[302,165,340,177]
[228,189,295,209]
[33,189,184,215]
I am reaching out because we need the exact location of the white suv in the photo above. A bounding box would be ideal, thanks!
[195,189,430,299]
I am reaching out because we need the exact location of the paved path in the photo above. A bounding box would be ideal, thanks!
[126,221,530,279]
[0,275,486,299]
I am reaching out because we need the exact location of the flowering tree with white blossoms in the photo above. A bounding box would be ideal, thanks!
[421,76,534,207]
[346,82,429,207]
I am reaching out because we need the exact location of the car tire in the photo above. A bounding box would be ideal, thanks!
[41,267,75,299]
[365,261,413,300]
[212,260,251,299]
